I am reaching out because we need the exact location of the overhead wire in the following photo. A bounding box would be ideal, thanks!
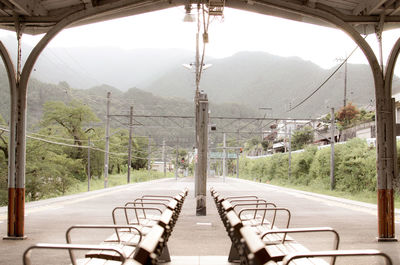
[0,126,152,159]
[288,36,367,112]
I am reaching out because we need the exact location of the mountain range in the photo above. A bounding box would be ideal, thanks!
[1,36,396,123]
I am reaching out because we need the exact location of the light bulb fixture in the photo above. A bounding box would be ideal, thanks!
[183,3,195,22]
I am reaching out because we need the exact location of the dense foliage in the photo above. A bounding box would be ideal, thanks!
[239,138,379,193]
[291,126,314,151]
[0,101,152,205]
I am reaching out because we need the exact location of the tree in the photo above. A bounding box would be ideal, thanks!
[41,100,99,159]
[25,139,82,200]
[292,126,314,151]
[131,137,149,170]
[336,102,360,128]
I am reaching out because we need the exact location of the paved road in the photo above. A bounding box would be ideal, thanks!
[0,176,399,264]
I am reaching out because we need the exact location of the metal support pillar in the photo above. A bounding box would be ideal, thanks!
[375,36,400,241]
[127,106,133,183]
[0,41,19,239]
[330,108,335,190]
[104,92,111,188]
[196,93,208,216]
[2,23,28,239]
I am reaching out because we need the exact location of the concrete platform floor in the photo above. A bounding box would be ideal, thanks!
[1,176,399,264]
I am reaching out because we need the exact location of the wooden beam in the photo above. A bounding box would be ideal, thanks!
[8,0,47,16]
[389,0,400,15]
[353,0,388,15]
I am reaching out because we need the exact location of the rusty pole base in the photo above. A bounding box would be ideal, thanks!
[3,235,27,240]
[377,237,398,242]
[196,195,207,216]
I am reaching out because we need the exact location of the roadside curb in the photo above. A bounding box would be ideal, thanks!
[227,176,400,217]
[0,177,172,214]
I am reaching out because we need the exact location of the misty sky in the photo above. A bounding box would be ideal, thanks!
[1,7,400,71]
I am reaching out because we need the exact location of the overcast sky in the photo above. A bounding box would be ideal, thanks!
[1,7,400,71]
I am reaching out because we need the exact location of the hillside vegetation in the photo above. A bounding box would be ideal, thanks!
[239,138,400,201]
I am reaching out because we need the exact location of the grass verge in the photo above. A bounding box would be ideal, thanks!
[71,170,174,194]
[235,175,400,208]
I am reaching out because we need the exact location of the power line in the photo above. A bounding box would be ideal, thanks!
[0,126,153,159]
[288,37,366,112]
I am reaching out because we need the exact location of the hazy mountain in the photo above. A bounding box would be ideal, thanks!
[1,37,397,120]
[0,66,259,146]
[0,35,194,90]
[145,51,400,118]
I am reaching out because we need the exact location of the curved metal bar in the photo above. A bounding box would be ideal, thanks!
[112,206,163,228]
[261,227,340,265]
[232,202,277,221]
[0,41,16,185]
[282,249,392,265]
[66,224,142,244]
[238,207,290,229]
[229,199,268,205]
[134,198,170,203]
[142,195,174,199]
[65,224,142,264]
[125,202,167,220]
[23,243,127,265]
[384,37,400,98]
[225,195,259,200]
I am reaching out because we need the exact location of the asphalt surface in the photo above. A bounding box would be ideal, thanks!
[0,176,399,264]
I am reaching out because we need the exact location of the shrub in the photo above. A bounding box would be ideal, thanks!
[291,145,317,185]
[335,138,376,192]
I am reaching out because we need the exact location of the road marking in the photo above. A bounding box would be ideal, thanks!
[49,206,64,210]
[196,222,212,226]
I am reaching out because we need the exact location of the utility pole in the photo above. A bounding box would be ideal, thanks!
[236,150,239,178]
[104,92,111,188]
[163,139,166,177]
[194,6,201,194]
[330,108,335,190]
[207,124,210,177]
[236,131,240,178]
[196,92,209,216]
[223,132,226,182]
[336,57,348,107]
[148,135,151,172]
[87,137,91,191]
[127,106,133,183]
[284,120,288,153]
[288,127,292,179]
[344,59,347,107]
[175,137,179,180]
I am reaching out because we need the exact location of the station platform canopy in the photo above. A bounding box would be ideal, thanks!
[0,0,400,35]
